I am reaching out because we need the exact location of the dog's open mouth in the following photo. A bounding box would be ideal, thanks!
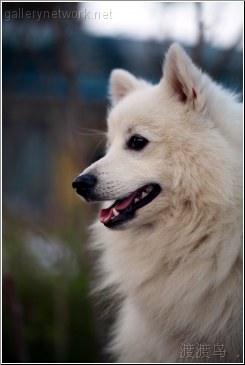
[100,183,161,228]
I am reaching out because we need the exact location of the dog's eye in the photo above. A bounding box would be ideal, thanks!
[127,135,149,151]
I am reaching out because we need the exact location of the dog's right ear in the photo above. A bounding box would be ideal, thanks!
[109,69,149,105]
[162,43,204,108]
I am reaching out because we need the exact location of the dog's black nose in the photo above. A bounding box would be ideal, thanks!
[72,174,97,190]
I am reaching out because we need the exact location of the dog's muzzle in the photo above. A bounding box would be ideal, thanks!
[72,173,97,201]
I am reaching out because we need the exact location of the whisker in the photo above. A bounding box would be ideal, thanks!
[73,127,106,137]
[90,138,106,161]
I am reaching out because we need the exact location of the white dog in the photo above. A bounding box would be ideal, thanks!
[72,44,243,363]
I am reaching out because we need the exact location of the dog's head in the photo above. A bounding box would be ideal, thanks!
[73,44,240,229]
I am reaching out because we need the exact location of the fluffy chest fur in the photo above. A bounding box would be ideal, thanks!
[92,203,242,362]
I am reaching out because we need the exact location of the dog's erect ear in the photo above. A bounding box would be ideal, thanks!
[109,69,149,105]
[163,43,203,105]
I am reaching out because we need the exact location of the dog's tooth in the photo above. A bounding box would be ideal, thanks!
[134,198,140,203]
[112,208,119,216]
[141,192,147,199]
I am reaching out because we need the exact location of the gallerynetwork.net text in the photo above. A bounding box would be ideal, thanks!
[4,8,113,22]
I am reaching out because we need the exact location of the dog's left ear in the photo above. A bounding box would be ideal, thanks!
[109,69,149,105]
[163,43,204,107]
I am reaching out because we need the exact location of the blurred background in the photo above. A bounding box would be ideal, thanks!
[2,1,243,363]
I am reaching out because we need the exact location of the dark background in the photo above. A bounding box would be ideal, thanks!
[2,2,243,363]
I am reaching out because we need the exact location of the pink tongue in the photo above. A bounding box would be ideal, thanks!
[115,191,138,211]
[99,191,138,224]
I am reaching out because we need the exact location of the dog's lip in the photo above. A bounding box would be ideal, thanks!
[100,183,161,227]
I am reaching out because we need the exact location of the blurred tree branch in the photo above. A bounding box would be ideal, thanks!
[192,2,204,67]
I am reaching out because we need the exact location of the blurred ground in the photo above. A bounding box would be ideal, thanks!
[2,2,243,363]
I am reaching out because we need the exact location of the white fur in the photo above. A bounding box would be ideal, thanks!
[80,44,243,362]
